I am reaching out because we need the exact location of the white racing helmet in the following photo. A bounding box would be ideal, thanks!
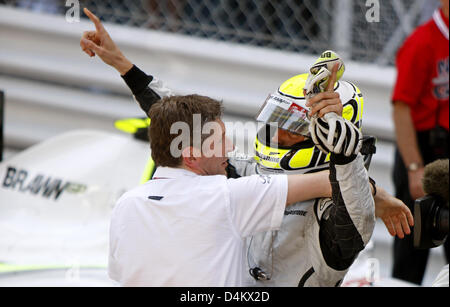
[256,50,346,136]
[254,73,364,173]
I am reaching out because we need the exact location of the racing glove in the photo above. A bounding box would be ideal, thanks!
[304,50,345,101]
[309,112,363,158]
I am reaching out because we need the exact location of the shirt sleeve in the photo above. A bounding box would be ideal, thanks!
[226,174,288,238]
[392,28,433,107]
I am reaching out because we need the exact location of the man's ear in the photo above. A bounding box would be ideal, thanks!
[181,146,201,169]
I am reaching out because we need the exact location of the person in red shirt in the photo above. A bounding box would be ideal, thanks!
[392,0,449,285]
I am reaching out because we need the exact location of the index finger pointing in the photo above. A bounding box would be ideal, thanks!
[326,63,339,92]
[84,8,105,32]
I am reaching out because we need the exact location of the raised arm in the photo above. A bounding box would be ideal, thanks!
[315,153,375,273]
[80,8,173,115]
[80,8,133,74]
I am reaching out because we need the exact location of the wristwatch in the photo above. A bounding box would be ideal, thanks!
[407,162,422,172]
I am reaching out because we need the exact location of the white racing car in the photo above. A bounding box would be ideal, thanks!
[0,128,150,286]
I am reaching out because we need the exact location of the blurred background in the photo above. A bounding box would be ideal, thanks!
[0,0,446,286]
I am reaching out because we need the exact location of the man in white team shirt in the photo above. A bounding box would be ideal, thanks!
[107,92,372,287]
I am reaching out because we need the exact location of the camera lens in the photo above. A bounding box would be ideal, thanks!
[434,207,449,241]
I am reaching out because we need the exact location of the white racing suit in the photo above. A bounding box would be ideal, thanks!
[121,65,376,287]
[232,154,375,287]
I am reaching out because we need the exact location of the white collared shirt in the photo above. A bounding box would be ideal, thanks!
[108,167,287,286]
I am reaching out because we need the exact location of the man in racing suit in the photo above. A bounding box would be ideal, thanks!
[79,9,413,286]
[235,68,374,286]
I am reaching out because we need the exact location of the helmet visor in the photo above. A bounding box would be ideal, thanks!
[256,93,311,136]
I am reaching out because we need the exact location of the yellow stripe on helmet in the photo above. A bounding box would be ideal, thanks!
[254,133,330,170]
[288,146,315,169]
[279,74,309,98]
[343,104,355,122]
[254,137,290,169]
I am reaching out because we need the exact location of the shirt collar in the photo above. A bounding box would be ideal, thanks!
[152,167,199,179]
[434,9,449,40]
